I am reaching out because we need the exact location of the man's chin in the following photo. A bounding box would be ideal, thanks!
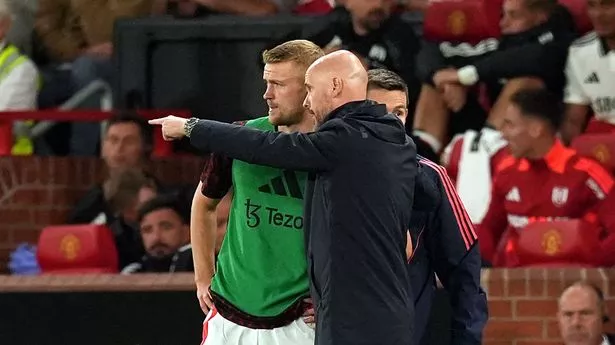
[268,112,282,125]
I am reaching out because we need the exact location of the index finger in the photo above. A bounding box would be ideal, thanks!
[148,117,166,125]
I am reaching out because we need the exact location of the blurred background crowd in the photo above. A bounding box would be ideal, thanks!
[1,0,615,275]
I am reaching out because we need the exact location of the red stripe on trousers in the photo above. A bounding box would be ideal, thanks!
[201,308,218,345]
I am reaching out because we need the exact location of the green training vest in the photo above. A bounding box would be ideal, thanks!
[210,116,310,317]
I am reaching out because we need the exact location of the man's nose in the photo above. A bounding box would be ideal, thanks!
[263,85,273,100]
[303,96,310,109]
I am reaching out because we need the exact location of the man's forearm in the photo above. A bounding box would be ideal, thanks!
[191,207,217,284]
[189,120,334,171]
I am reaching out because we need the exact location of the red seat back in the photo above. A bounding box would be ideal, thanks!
[37,224,119,274]
[423,0,502,42]
[515,220,601,267]
[558,0,592,34]
[293,0,333,14]
[571,133,615,174]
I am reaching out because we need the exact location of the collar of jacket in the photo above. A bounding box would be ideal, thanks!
[321,100,383,124]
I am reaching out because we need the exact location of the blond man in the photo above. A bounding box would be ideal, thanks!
[190,40,323,345]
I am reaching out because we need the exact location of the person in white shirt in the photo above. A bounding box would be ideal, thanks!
[0,0,38,111]
[558,282,614,345]
[560,0,615,144]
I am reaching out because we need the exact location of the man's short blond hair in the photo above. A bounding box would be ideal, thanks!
[262,40,324,69]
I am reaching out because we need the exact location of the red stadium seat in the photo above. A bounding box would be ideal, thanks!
[571,133,615,174]
[515,220,601,267]
[558,0,592,35]
[293,0,333,14]
[37,224,119,274]
[423,0,502,43]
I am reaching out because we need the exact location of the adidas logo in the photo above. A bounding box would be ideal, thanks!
[258,170,303,199]
[584,72,600,84]
[505,187,521,202]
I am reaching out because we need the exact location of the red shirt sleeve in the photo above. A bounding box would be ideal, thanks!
[199,121,246,199]
[200,153,232,199]
[477,174,509,263]
[575,158,615,265]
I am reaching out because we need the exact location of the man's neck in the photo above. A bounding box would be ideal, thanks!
[526,136,555,160]
[278,114,316,134]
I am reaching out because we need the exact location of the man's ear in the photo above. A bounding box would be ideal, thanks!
[332,77,343,98]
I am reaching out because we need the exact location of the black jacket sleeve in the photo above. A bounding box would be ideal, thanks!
[415,41,448,85]
[67,186,108,224]
[189,119,342,172]
[473,32,575,83]
[424,165,487,345]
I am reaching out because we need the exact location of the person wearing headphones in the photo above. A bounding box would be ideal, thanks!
[558,281,614,345]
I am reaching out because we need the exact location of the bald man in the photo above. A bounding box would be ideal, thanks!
[558,282,614,345]
[151,50,418,345]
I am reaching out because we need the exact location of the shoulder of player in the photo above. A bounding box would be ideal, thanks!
[418,158,449,184]
[239,117,262,126]
[570,31,599,49]
[570,154,614,182]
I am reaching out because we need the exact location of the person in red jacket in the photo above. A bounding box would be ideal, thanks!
[478,87,615,267]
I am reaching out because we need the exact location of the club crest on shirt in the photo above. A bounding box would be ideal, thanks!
[541,229,562,256]
[551,186,569,207]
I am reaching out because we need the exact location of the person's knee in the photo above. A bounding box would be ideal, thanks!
[501,77,545,93]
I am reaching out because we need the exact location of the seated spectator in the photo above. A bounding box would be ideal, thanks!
[560,0,615,144]
[5,0,37,55]
[414,0,577,159]
[122,195,192,274]
[477,88,615,267]
[305,0,422,128]
[558,282,614,345]
[105,169,158,269]
[0,0,39,155]
[67,112,157,225]
[34,0,152,155]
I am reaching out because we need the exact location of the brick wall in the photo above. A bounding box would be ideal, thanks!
[482,268,615,344]
[2,158,614,344]
[0,156,203,272]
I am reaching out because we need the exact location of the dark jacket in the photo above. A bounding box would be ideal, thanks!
[416,4,577,99]
[189,100,418,345]
[409,157,487,345]
[121,244,194,274]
